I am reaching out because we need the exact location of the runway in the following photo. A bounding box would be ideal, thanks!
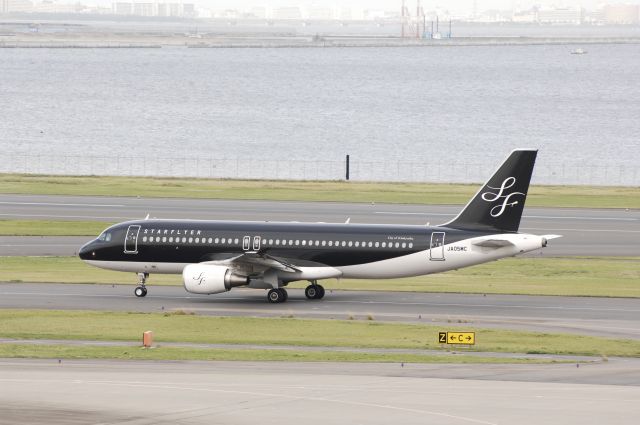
[0,359,639,425]
[1,194,639,256]
[1,283,638,339]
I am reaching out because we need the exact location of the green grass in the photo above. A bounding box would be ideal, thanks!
[1,310,638,358]
[2,256,639,297]
[1,174,639,208]
[0,220,114,236]
[0,344,556,364]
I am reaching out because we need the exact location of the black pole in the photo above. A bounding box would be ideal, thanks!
[345,155,350,181]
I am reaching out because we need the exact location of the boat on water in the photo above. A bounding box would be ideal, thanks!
[571,48,587,55]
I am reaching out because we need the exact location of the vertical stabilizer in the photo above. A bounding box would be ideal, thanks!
[441,149,537,233]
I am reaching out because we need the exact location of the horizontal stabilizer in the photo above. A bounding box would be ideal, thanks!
[472,238,516,248]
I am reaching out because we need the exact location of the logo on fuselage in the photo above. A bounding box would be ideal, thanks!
[481,177,524,217]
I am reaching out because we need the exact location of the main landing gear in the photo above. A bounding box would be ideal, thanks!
[267,288,288,303]
[134,272,148,298]
[267,281,325,303]
[305,281,325,300]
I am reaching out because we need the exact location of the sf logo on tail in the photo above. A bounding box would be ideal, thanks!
[482,177,524,217]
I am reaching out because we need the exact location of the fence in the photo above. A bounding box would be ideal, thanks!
[1,153,638,186]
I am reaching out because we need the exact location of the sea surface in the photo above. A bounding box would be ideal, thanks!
[1,44,639,184]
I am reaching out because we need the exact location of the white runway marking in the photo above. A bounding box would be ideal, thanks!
[376,211,637,221]
[0,213,134,220]
[520,227,640,233]
[0,201,125,207]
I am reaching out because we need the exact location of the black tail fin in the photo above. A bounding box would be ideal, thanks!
[442,149,537,233]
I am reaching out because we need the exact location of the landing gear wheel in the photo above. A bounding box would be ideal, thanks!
[267,288,287,303]
[135,272,149,298]
[305,285,318,300]
[305,284,325,300]
[279,288,288,302]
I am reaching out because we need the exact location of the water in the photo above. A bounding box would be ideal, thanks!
[1,44,639,184]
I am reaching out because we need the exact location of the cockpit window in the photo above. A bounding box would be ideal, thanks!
[98,232,112,242]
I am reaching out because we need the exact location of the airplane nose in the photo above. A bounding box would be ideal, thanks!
[78,241,95,260]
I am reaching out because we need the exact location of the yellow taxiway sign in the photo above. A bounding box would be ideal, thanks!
[438,332,475,345]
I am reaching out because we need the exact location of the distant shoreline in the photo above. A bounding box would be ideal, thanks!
[2,35,640,48]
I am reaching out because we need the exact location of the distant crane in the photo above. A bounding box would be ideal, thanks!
[400,0,426,39]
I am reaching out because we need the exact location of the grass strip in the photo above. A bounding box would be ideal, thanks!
[2,256,639,298]
[0,220,114,236]
[0,310,638,358]
[0,343,557,364]
[2,174,639,208]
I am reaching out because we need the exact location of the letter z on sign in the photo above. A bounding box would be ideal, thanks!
[438,332,475,345]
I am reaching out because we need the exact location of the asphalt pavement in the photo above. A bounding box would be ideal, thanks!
[1,283,638,339]
[0,359,638,425]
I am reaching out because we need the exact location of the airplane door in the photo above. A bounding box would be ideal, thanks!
[253,236,261,251]
[242,236,251,251]
[124,225,141,254]
[430,232,445,261]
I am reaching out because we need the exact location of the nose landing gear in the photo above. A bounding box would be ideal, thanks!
[134,272,149,297]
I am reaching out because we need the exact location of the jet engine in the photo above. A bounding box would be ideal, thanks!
[183,264,249,294]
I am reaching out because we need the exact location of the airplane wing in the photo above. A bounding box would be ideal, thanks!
[202,252,303,273]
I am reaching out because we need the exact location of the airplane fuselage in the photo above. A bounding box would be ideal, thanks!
[80,219,546,281]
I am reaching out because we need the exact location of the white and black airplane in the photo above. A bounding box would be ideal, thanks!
[79,149,560,303]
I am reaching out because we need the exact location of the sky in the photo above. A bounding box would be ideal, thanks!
[62,1,640,13]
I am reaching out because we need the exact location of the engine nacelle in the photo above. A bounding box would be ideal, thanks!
[183,264,249,295]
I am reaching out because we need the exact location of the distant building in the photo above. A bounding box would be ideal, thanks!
[273,7,301,20]
[112,2,195,18]
[512,10,537,23]
[307,6,333,20]
[338,7,352,20]
[34,0,77,13]
[604,4,640,24]
[249,6,266,19]
[4,0,33,12]
[537,7,582,24]
[113,2,133,15]
[132,2,153,17]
